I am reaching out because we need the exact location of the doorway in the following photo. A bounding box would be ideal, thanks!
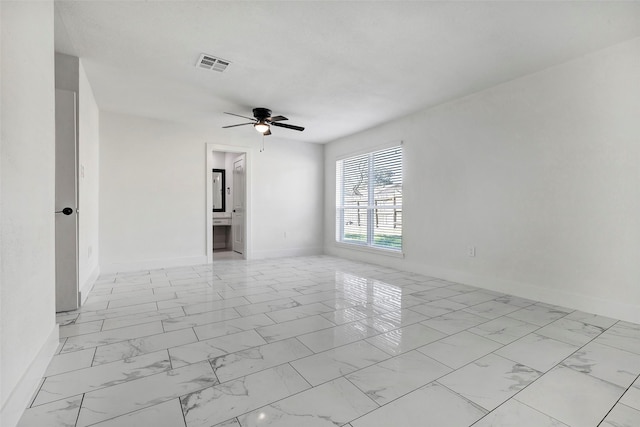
[55,88,80,312]
[206,144,251,263]
[231,155,245,254]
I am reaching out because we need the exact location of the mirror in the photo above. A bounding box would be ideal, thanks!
[212,169,226,212]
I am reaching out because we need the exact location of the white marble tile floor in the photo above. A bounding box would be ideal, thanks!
[17,255,640,426]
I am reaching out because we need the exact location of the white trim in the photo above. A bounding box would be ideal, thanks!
[334,242,405,258]
[79,264,100,304]
[335,140,402,162]
[336,145,403,254]
[100,255,208,274]
[399,259,640,325]
[324,246,640,324]
[251,246,324,260]
[206,143,253,264]
[0,324,59,427]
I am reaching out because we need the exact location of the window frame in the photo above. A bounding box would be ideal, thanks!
[335,143,403,256]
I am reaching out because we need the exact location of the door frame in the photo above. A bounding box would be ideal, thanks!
[55,88,80,312]
[205,143,252,263]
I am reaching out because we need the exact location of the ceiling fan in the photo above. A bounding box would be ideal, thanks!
[222,108,305,136]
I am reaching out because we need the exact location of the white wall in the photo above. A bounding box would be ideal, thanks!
[250,139,324,259]
[100,111,323,271]
[0,2,4,419]
[54,52,78,92]
[211,151,225,169]
[1,2,59,426]
[325,37,640,323]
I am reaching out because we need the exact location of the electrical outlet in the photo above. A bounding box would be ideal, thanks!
[284,231,287,239]
[467,246,476,257]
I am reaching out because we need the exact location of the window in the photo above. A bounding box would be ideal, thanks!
[336,145,402,251]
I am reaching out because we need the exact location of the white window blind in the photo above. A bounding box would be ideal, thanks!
[336,145,402,251]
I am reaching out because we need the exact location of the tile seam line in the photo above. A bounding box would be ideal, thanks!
[340,353,457,407]
[76,364,219,426]
[30,355,175,408]
[92,329,199,365]
[481,329,621,425]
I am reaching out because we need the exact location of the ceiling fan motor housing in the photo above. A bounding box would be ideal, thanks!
[253,108,271,121]
[223,108,304,133]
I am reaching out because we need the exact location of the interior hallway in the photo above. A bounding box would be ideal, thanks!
[17,256,640,427]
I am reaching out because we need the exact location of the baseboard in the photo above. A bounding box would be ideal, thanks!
[0,324,59,427]
[250,246,324,260]
[100,255,209,274]
[405,261,640,325]
[326,246,640,325]
[80,264,100,304]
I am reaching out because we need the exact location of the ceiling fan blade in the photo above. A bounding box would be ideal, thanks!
[222,122,254,128]
[271,122,305,131]
[224,112,256,121]
[269,115,288,122]
[264,128,272,136]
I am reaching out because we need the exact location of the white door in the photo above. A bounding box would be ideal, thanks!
[55,89,79,312]
[232,154,245,254]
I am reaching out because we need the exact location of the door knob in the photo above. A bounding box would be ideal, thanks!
[55,207,74,215]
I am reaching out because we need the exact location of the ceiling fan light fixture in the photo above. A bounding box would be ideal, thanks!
[254,122,270,133]
[223,108,303,135]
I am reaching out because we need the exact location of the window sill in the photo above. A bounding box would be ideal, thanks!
[334,242,405,258]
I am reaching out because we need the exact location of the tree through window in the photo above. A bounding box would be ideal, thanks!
[336,145,402,251]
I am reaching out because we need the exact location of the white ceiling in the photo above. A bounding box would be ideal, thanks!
[55,1,640,143]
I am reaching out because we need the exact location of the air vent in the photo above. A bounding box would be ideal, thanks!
[196,54,230,72]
